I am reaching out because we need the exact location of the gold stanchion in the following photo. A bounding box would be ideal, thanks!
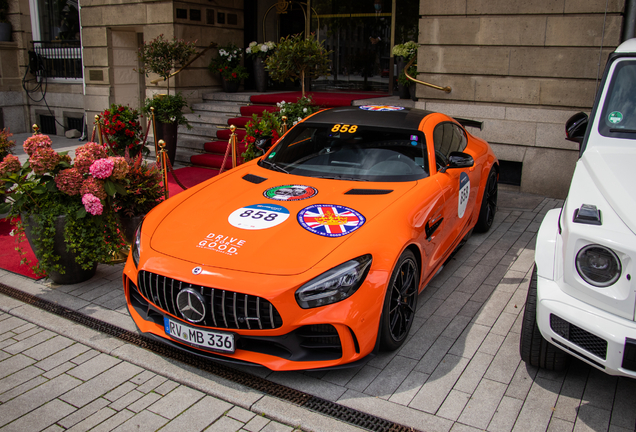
[281,116,288,135]
[158,139,170,200]
[150,107,160,163]
[230,125,238,169]
[95,115,103,145]
[32,124,40,135]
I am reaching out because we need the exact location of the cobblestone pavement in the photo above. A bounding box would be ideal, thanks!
[1,189,636,432]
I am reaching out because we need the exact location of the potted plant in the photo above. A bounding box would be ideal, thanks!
[138,35,196,165]
[245,41,276,92]
[265,33,330,98]
[208,43,249,92]
[98,104,146,159]
[0,128,15,160]
[0,0,11,42]
[0,135,128,284]
[275,95,320,127]
[392,41,418,99]
[141,93,191,165]
[113,154,164,243]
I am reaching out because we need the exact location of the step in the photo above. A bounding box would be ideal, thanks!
[227,117,252,128]
[240,105,279,117]
[203,140,248,154]
[190,152,242,170]
[185,112,235,126]
[190,101,243,116]
[217,128,246,141]
[202,92,254,103]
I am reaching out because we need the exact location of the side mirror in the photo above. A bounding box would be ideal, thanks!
[439,152,474,173]
[255,137,273,152]
[565,112,588,144]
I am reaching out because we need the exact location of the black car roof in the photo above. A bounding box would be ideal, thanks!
[305,106,435,130]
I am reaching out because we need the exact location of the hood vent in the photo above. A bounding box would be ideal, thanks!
[243,174,267,184]
[345,189,393,195]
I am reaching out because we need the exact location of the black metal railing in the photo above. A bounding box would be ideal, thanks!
[31,40,83,79]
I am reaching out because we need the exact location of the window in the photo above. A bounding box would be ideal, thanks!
[433,122,467,167]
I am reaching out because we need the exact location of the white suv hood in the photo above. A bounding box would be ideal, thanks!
[582,144,636,235]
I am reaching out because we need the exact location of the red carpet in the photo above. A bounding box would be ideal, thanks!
[0,218,42,279]
[167,167,218,197]
[250,91,385,107]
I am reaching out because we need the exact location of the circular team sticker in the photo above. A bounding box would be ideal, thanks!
[608,111,623,124]
[359,105,405,112]
[228,204,290,230]
[264,185,317,201]
[298,204,366,238]
[458,172,470,218]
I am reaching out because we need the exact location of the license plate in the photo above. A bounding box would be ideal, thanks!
[164,317,235,353]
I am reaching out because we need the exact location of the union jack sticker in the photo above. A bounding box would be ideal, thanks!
[359,105,405,112]
[298,204,366,238]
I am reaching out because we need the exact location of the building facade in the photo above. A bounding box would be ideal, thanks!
[0,0,634,198]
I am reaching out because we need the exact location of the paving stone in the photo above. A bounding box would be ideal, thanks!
[244,415,271,432]
[2,397,76,432]
[3,328,55,354]
[458,378,507,429]
[127,392,162,413]
[130,370,156,386]
[67,353,121,381]
[137,374,167,393]
[546,417,575,432]
[66,407,118,432]
[21,335,74,361]
[228,406,256,423]
[204,415,244,432]
[512,377,562,432]
[400,315,452,360]
[484,333,523,385]
[505,362,539,401]
[491,312,518,336]
[580,369,617,412]
[35,343,90,371]
[448,323,490,359]
[11,325,42,341]
[0,373,81,427]
[552,361,589,423]
[573,404,611,432]
[42,360,76,379]
[60,361,143,408]
[0,375,48,403]
[364,355,417,399]
[437,389,470,421]
[487,395,523,432]
[111,409,169,431]
[154,379,180,396]
[454,352,494,394]
[0,365,43,395]
[609,378,636,429]
[388,369,430,406]
[409,354,470,414]
[109,389,145,411]
[0,316,27,333]
[414,335,455,375]
[147,385,204,419]
[160,395,232,432]
[70,349,100,365]
[104,381,137,402]
[59,397,110,428]
[260,421,295,432]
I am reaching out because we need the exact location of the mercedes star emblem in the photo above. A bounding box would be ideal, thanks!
[176,288,206,323]
[192,267,202,275]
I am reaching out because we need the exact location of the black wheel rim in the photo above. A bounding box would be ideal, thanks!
[484,173,498,226]
[388,258,417,342]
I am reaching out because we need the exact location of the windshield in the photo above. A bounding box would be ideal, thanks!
[599,59,636,138]
[258,123,429,182]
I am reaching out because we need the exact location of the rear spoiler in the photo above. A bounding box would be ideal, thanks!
[454,117,484,131]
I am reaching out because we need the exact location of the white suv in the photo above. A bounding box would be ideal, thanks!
[520,38,636,377]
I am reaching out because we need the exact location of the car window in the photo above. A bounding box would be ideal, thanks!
[433,122,467,167]
[260,123,429,182]
[598,59,636,138]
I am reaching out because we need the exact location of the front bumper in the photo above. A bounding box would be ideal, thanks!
[122,256,384,371]
[536,274,636,377]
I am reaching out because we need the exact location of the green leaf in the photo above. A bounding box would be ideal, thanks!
[114,182,128,195]
[104,180,116,197]
[76,207,87,218]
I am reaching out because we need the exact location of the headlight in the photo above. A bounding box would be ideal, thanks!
[131,220,143,268]
[295,255,372,309]
[575,244,621,287]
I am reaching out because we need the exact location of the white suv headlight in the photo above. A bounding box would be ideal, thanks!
[575,244,621,287]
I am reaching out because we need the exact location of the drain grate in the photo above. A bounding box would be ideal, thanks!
[0,283,419,432]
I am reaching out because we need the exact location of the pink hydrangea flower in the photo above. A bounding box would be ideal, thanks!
[82,193,103,215]
[0,154,21,178]
[109,156,129,180]
[23,134,53,157]
[80,176,107,200]
[55,168,83,195]
[89,158,115,179]
[30,147,60,175]
[74,142,108,174]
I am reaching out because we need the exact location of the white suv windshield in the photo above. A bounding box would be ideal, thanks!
[599,59,636,138]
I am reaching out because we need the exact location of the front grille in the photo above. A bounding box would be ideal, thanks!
[550,314,607,360]
[137,270,283,330]
[622,338,636,372]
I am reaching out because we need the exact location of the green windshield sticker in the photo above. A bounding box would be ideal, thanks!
[608,112,623,124]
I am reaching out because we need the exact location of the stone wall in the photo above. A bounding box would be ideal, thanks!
[416,0,626,198]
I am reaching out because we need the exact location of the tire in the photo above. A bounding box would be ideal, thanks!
[519,265,569,371]
[379,250,419,351]
[474,166,498,233]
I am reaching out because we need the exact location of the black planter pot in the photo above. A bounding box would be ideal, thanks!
[396,57,410,99]
[23,214,97,284]
[253,57,268,92]
[410,82,418,101]
[222,78,240,93]
[155,121,178,166]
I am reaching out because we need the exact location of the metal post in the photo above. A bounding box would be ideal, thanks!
[158,139,169,199]
[230,125,238,169]
[94,115,103,144]
[150,107,159,163]
[282,116,288,134]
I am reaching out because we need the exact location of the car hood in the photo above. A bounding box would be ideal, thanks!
[583,144,636,234]
[150,168,416,275]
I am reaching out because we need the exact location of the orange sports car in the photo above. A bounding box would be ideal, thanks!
[123,105,498,371]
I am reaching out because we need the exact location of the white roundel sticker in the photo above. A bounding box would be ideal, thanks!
[228,204,290,230]
[458,172,470,218]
